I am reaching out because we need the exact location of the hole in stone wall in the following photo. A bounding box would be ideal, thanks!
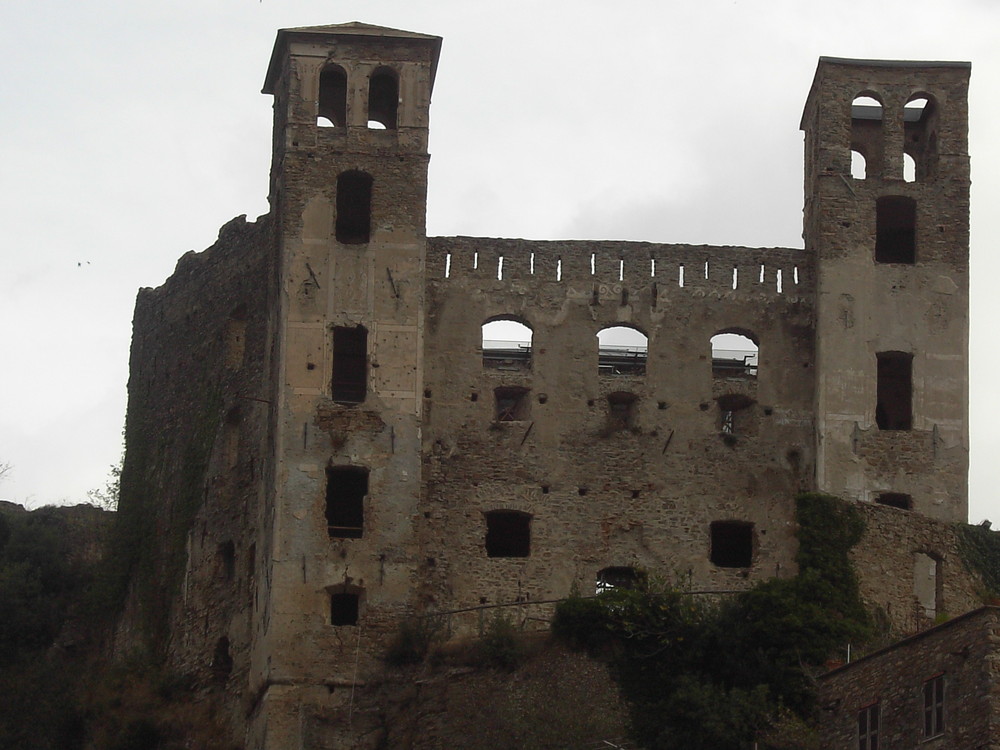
[218,540,235,582]
[331,591,360,625]
[470,392,479,402]
[326,466,368,539]
[331,325,367,403]
[710,521,754,568]
[484,511,531,557]
[335,170,373,244]
[851,150,867,179]
[212,637,233,681]
[537,393,548,404]
[875,196,916,264]
[578,487,588,496]
[541,484,550,494]
[494,386,530,421]
[876,351,913,430]
[606,391,638,431]
[877,492,912,510]
[717,393,755,435]
[913,551,942,619]
[596,566,641,594]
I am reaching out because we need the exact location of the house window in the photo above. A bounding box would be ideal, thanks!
[858,702,879,750]
[710,521,753,568]
[494,386,529,421]
[331,325,367,403]
[484,511,531,558]
[876,351,912,430]
[923,674,944,738]
[331,591,360,626]
[326,466,368,539]
[335,170,373,244]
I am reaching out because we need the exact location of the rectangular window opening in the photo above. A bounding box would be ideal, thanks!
[444,252,452,278]
[710,520,753,568]
[679,264,685,288]
[494,386,530,422]
[485,511,531,557]
[326,466,368,539]
[876,351,913,430]
[331,325,367,404]
[331,591,360,626]
[876,196,917,264]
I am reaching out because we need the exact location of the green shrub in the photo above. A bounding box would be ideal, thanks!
[475,612,524,670]
[386,617,443,666]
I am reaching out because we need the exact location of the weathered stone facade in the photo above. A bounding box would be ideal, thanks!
[115,23,975,749]
[819,606,1000,749]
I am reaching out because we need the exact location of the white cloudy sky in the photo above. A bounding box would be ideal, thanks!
[2,0,999,521]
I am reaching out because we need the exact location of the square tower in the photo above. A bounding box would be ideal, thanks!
[801,58,970,520]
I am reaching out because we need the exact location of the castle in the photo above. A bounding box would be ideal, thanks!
[114,22,972,748]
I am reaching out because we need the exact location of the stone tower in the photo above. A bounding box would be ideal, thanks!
[802,58,970,521]
[253,23,441,748]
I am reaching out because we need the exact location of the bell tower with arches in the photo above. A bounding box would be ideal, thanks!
[801,58,970,520]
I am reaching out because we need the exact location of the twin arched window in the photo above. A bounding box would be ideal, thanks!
[850,92,938,182]
[317,64,399,130]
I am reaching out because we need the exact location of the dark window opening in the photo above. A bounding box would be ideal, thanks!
[317,65,347,127]
[494,386,530,422]
[876,351,913,430]
[326,466,368,539]
[717,394,755,435]
[875,196,916,264]
[858,702,879,750]
[710,521,754,568]
[607,392,638,431]
[598,326,648,376]
[218,540,235,581]
[336,170,373,244]
[368,67,398,130]
[212,637,232,681]
[923,675,944,738]
[596,566,642,594]
[331,325,367,403]
[485,510,531,558]
[877,492,912,510]
[331,592,360,626]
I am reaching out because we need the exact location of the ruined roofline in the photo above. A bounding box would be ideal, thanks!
[262,22,442,95]
[429,236,804,255]
[800,56,971,130]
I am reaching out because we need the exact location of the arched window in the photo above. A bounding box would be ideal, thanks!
[336,170,373,244]
[597,326,647,376]
[317,64,347,127]
[875,196,916,264]
[368,67,398,130]
[852,94,884,178]
[710,330,758,378]
[482,317,532,370]
[904,94,938,182]
[903,153,917,183]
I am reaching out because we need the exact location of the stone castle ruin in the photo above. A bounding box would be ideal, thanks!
[115,22,972,748]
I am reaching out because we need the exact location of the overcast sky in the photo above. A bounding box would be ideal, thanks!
[2,0,999,521]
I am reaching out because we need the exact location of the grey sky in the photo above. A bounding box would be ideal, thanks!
[2,0,998,521]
